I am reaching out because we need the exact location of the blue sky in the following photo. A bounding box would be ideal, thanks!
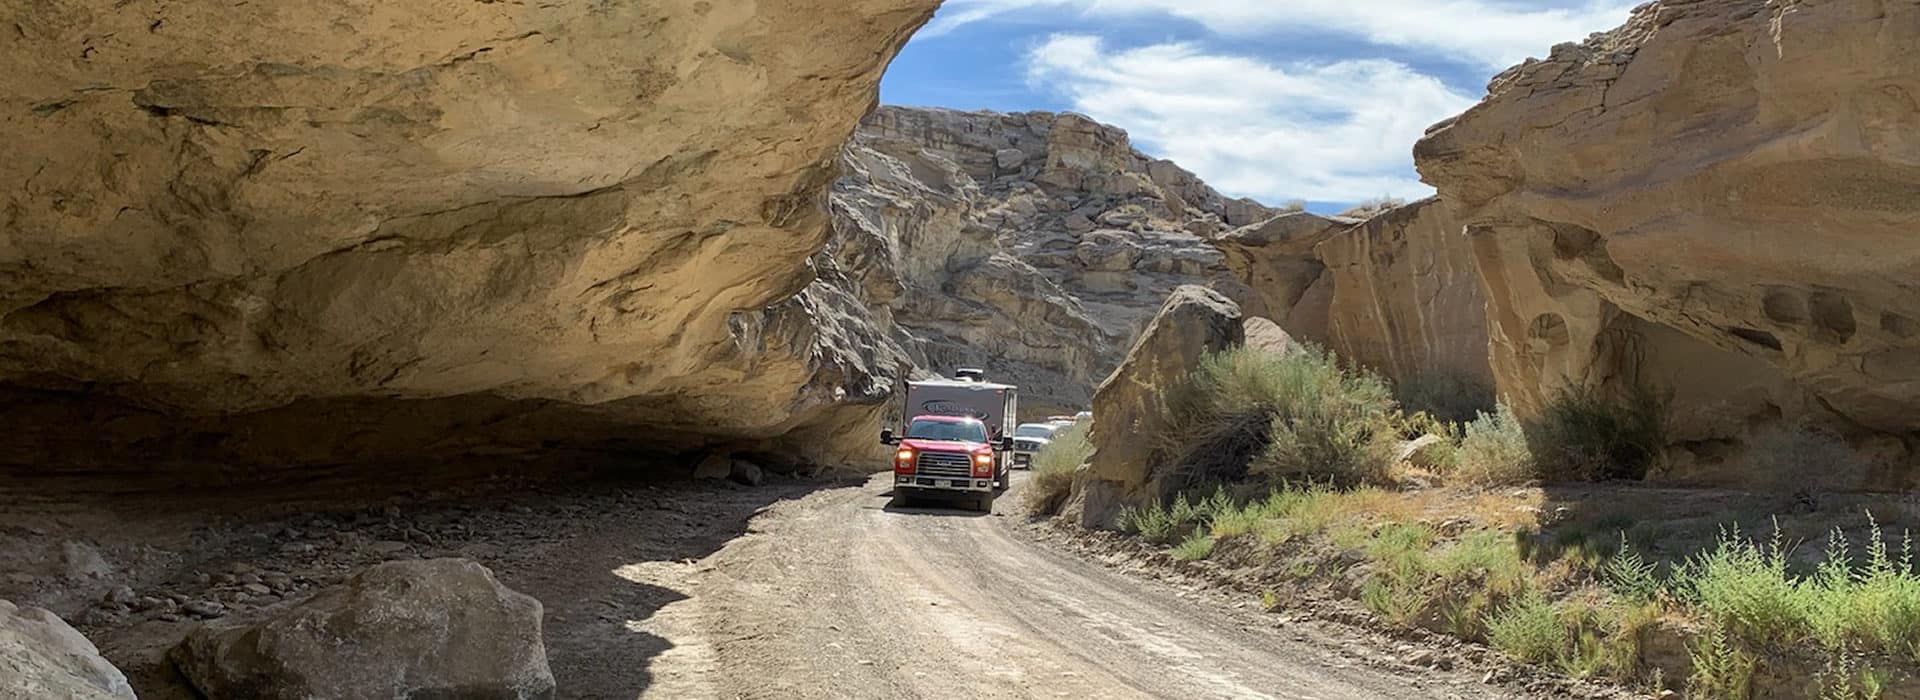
[881,0,1637,211]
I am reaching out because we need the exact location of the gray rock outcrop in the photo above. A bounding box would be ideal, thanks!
[0,599,136,700]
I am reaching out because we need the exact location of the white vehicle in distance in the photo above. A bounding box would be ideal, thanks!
[1011,422,1068,469]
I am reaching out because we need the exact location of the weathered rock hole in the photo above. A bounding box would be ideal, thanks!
[1527,313,1570,347]
[1808,290,1857,344]
[1547,223,1625,284]
[1882,312,1920,339]
[1726,327,1782,352]
[1760,288,1807,324]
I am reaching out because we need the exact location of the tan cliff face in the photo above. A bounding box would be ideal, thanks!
[1205,202,1492,400]
[1417,0,1920,486]
[0,0,939,484]
[1318,199,1493,395]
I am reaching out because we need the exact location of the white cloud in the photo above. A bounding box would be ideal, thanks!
[1026,35,1479,203]
[930,0,1636,68]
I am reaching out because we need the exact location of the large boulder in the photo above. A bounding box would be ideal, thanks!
[1415,0,1920,487]
[0,600,136,700]
[1070,286,1244,528]
[171,559,553,700]
[0,0,939,487]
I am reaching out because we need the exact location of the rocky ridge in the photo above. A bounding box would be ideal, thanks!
[821,106,1273,415]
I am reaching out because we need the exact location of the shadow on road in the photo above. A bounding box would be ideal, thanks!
[491,475,854,698]
[51,469,859,700]
[881,493,994,518]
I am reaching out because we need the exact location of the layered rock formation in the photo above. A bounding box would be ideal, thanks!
[0,0,939,484]
[1417,0,1920,486]
[823,107,1272,416]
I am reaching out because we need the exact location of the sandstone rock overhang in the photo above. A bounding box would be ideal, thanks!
[1416,0,1920,486]
[0,1,940,487]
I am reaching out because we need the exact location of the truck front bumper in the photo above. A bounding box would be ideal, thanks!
[1012,452,1035,468]
[895,474,993,493]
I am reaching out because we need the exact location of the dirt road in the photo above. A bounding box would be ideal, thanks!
[612,474,1520,700]
[46,471,1528,698]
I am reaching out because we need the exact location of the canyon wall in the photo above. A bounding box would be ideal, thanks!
[825,107,1271,417]
[1417,0,1920,487]
[0,0,940,488]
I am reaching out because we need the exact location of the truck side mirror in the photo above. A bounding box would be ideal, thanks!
[997,436,1014,451]
[880,429,897,446]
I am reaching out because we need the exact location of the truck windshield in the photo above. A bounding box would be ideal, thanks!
[905,419,987,443]
[1015,424,1057,438]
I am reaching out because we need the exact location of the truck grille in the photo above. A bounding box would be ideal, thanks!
[1014,439,1046,453]
[914,451,974,478]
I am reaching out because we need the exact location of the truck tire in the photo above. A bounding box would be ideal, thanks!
[974,494,994,513]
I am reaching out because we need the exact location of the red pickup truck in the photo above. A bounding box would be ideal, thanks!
[880,370,1017,512]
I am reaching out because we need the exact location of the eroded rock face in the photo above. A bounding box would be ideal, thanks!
[1416,0,1920,486]
[1069,286,1243,528]
[0,1,939,482]
[1207,202,1491,405]
[1317,199,1492,391]
[0,599,136,700]
[1209,213,1351,345]
[172,559,553,700]
[823,107,1271,416]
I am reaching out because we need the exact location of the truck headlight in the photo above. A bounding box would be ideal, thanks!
[973,453,993,466]
[895,448,915,466]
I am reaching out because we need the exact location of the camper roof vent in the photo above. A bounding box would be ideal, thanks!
[954,368,986,382]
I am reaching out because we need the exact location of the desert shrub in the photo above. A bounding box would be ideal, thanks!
[1533,383,1671,481]
[1604,537,1662,603]
[1650,517,1920,657]
[1159,345,1400,490]
[1119,488,1243,544]
[1686,625,1756,700]
[1117,503,1176,543]
[1452,404,1536,487]
[1555,601,1651,682]
[1025,422,1091,515]
[1675,524,1808,647]
[1281,199,1309,213]
[1246,349,1399,485]
[1488,593,1565,664]
[1395,370,1497,425]
[1172,532,1216,561]
[1803,518,1920,659]
[1361,578,1428,627]
[1434,531,1532,596]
